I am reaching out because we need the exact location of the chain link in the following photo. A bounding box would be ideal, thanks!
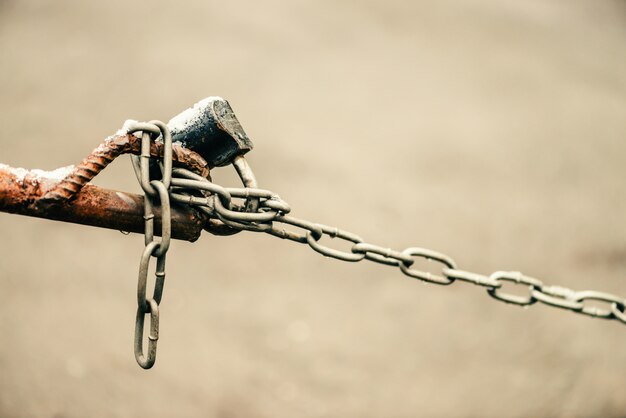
[128,121,174,369]
[114,127,626,369]
[167,166,626,328]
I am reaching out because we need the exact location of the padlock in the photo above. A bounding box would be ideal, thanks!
[167,97,253,168]
[166,97,259,233]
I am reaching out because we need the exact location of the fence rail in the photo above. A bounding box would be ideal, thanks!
[0,165,204,241]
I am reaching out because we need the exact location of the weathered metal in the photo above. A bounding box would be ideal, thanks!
[1,116,624,330]
[0,166,205,241]
[41,133,210,205]
[0,97,259,246]
[168,164,626,326]
[3,97,626,372]
[167,97,253,168]
[129,121,174,369]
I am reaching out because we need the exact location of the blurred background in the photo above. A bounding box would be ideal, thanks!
[1,0,625,417]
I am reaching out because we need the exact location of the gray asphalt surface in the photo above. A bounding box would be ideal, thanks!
[1,0,625,417]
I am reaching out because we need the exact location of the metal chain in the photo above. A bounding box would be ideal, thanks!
[170,166,626,327]
[113,124,626,369]
[127,121,174,369]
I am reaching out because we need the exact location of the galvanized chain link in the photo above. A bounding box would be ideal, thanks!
[127,121,174,369]
[170,166,626,327]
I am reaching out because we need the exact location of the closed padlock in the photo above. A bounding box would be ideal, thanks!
[167,97,253,168]
[166,97,259,231]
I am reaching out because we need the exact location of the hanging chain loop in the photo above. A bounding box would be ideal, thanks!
[127,121,174,370]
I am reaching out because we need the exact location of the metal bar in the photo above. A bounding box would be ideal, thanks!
[41,133,210,204]
[0,165,205,242]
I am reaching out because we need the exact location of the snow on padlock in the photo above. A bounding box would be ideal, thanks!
[167,97,253,168]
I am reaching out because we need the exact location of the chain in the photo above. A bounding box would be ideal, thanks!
[127,121,174,369]
[169,166,626,327]
[115,120,625,370]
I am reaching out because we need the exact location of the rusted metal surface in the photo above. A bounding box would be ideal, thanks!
[0,97,259,245]
[0,166,205,241]
[41,133,210,205]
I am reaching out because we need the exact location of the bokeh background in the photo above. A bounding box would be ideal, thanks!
[1,0,625,417]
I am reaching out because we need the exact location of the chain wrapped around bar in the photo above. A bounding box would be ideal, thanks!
[2,113,625,372]
[170,165,626,327]
[127,121,174,369]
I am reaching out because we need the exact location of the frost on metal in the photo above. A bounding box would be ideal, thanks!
[118,119,139,136]
[97,119,140,153]
[166,96,223,147]
[0,163,75,184]
[165,96,253,168]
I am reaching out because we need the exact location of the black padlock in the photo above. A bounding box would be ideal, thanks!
[167,97,253,168]
[165,97,259,231]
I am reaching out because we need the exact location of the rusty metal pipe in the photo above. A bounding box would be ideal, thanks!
[0,165,205,242]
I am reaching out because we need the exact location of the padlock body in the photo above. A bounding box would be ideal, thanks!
[167,97,253,168]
